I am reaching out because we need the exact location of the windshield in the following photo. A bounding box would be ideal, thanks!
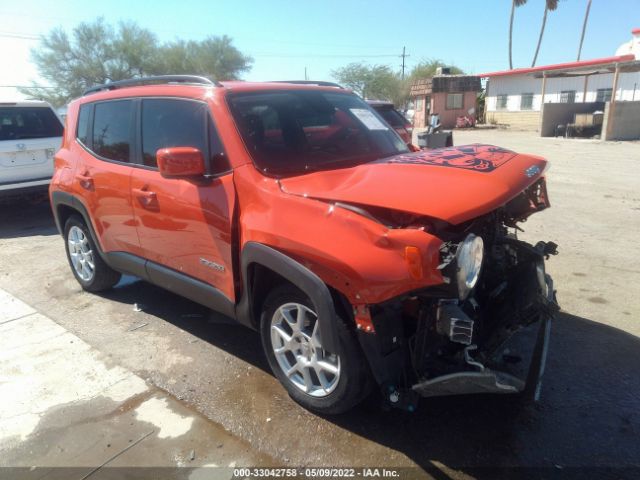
[0,107,63,141]
[228,90,409,176]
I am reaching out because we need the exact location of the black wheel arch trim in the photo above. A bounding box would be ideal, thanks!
[51,191,108,262]
[236,241,340,354]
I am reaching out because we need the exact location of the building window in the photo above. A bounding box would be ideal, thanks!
[596,88,613,102]
[520,93,534,110]
[560,90,576,103]
[446,93,463,110]
[496,94,508,110]
[415,97,423,110]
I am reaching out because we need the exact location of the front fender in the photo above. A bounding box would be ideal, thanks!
[236,242,341,354]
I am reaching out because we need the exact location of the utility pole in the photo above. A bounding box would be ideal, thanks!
[304,66,308,81]
[400,46,409,80]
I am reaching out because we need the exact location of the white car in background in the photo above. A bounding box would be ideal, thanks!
[0,100,63,200]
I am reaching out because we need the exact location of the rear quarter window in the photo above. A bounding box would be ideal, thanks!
[0,106,63,141]
[76,104,91,145]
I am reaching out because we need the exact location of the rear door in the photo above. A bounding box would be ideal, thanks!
[0,105,63,187]
[130,98,236,301]
[73,100,141,256]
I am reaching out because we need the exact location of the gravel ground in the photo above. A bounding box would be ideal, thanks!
[0,130,638,478]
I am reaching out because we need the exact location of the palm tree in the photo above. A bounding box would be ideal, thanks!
[509,0,528,69]
[577,0,592,60]
[531,0,559,67]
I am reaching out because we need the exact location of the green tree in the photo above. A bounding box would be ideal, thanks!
[509,0,528,69]
[20,18,252,107]
[154,36,253,80]
[407,60,463,82]
[403,60,464,106]
[332,63,402,104]
[332,60,464,109]
[531,0,559,67]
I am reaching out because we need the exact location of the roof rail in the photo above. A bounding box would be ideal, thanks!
[83,75,221,96]
[269,80,344,89]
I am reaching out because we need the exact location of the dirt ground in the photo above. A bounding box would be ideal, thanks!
[1,130,639,478]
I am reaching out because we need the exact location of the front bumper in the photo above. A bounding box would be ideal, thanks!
[412,273,557,399]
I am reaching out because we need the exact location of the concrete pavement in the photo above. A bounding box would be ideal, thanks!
[0,288,275,479]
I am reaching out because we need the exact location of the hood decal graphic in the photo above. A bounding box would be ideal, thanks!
[379,144,516,173]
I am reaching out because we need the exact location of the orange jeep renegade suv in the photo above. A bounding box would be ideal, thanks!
[50,75,558,414]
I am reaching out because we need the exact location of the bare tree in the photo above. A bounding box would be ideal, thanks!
[531,0,560,67]
[577,0,592,61]
[509,0,528,69]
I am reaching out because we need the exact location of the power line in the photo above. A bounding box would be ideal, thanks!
[0,85,56,89]
[0,31,42,40]
[253,53,400,59]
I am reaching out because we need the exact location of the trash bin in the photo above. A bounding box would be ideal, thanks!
[417,131,453,149]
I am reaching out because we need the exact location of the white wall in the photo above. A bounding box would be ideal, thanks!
[486,76,543,111]
[486,71,640,111]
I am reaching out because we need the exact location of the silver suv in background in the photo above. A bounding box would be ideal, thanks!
[0,101,64,200]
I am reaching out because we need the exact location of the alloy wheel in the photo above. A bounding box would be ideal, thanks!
[270,302,341,397]
[67,225,95,282]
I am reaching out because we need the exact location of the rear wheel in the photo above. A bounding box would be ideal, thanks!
[260,284,372,414]
[64,215,121,292]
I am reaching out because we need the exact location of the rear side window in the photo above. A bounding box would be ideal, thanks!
[76,105,91,145]
[0,106,63,141]
[376,107,408,128]
[92,100,133,162]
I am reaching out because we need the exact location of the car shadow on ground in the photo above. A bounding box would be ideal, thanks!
[97,278,640,477]
[0,199,58,239]
[103,277,271,371]
[323,312,640,477]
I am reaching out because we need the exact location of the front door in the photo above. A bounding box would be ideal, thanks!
[130,98,236,301]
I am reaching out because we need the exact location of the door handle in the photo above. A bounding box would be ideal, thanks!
[133,187,157,208]
[75,173,93,190]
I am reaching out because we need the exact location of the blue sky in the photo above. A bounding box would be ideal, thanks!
[0,0,638,96]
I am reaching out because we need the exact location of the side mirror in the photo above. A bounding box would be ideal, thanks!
[156,147,205,178]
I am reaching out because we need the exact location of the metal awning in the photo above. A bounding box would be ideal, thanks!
[533,60,640,78]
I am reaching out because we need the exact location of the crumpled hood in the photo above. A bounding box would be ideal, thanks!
[279,144,548,225]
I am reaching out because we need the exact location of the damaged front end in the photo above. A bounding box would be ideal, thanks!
[356,179,560,410]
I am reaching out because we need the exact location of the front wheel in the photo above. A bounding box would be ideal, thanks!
[260,284,372,414]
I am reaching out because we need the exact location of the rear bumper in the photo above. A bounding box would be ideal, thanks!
[0,177,50,197]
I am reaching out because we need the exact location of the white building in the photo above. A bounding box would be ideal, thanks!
[480,28,640,140]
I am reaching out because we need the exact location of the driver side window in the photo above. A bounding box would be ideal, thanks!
[141,99,228,173]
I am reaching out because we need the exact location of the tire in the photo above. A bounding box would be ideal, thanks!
[64,215,121,292]
[260,284,372,414]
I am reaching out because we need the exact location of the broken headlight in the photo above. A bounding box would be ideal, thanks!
[456,234,484,300]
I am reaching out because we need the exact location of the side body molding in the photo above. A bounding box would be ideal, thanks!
[237,242,340,354]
